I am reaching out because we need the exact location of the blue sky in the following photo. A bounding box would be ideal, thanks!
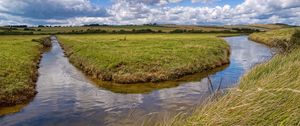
[0,0,299,26]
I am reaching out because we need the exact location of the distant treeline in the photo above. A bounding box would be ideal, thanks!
[5,25,28,28]
[83,23,160,27]
[0,31,34,35]
[57,29,160,34]
[0,27,261,35]
[58,28,260,34]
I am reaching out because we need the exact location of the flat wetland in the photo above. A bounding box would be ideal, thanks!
[1,26,298,126]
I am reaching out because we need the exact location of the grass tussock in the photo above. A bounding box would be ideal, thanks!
[174,28,300,125]
[0,35,47,106]
[58,34,231,84]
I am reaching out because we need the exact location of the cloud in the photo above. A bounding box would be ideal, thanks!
[0,0,108,19]
[191,0,215,3]
[114,0,183,6]
[0,0,299,26]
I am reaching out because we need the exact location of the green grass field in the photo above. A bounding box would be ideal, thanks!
[58,34,231,84]
[173,28,300,126]
[0,35,46,106]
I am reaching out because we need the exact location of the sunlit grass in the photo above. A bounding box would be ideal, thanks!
[0,35,45,106]
[249,28,300,51]
[58,34,232,84]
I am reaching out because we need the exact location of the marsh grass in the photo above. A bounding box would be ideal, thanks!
[0,35,47,106]
[58,34,231,84]
[172,28,300,125]
[249,28,300,52]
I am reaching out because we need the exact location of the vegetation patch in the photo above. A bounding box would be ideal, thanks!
[1,24,287,35]
[0,35,48,107]
[175,28,300,125]
[93,65,228,94]
[249,28,300,52]
[58,34,231,84]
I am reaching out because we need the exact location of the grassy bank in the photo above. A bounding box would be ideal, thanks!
[93,65,228,94]
[176,28,300,125]
[249,28,300,51]
[0,35,47,106]
[58,34,231,84]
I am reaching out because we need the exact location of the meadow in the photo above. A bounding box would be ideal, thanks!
[58,34,232,84]
[172,28,300,125]
[0,35,46,106]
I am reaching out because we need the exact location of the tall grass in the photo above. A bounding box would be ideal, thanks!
[58,34,231,84]
[0,35,46,106]
[173,28,300,125]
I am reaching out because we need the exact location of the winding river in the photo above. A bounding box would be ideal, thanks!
[0,36,273,126]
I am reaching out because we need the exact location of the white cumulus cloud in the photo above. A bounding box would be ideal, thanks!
[0,0,299,26]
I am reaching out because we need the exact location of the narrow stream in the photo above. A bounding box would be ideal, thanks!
[0,36,273,126]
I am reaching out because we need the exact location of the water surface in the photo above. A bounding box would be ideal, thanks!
[0,36,273,126]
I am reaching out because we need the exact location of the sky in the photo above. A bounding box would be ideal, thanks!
[0,0,300,26]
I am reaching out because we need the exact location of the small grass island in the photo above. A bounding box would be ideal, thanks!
[58,34,232,84]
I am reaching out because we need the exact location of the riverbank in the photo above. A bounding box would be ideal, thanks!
[0,36,49,107]
[176,28,300,125]
[249,28,300,52]
[58,34,232,84]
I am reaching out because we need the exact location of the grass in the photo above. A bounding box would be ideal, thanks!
[0,35,47,106]
[248,24,292,30]
[225,24,293,31]
[249,28,300,51]
[171,28,300,125]
[58,34,232,84]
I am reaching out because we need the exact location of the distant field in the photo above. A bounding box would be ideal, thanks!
[1,24,292,35]
[58,34,231,84]
[0,35,45,106]
[225,24,292,31]
[0,25,230,34]
[176,28,300,126]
